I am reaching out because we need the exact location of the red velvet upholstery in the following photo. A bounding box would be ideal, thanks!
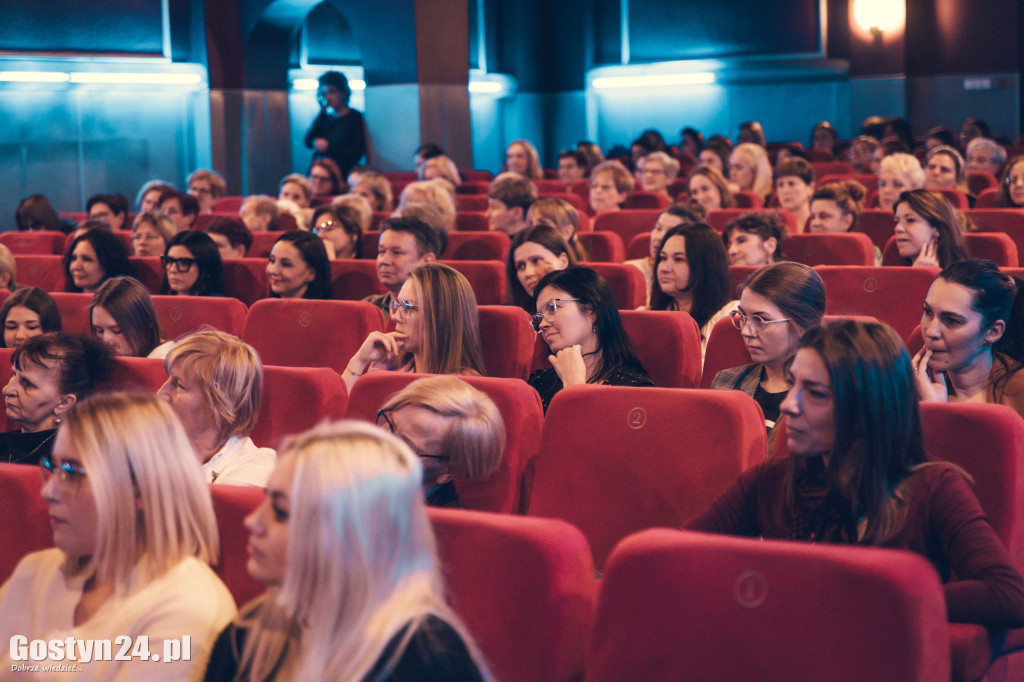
[705,208,797,233]
[936,188,971,210]
[587,528,950,681]
[733,190,764,208]
[533,179,568,194]
[814,265,940,341]
[443,260,506,305]
[150,295,248,339]
[579,262,646,309]
[369,211,390,230]
[128,256,165,294]
[357,230,380,259]
[856,209,897,250]
[619,310,702,388]
[477,305,536,380]
[462,169,493,182]
[209,484,265,607]
[816,173,877,194]
[527,385,767,568]
[242,299,383,373]
[213,196,244,212]
[577,232,626,262]
[250,365,348,450]
[99,356,168,394]
[968,171,1000,195]
[0,231,66,255]
[454,211,489,231]
[728,265,759,297]
[247,231,285,258]
[345,373,543,514]
[446,231,510,260]
[14,254,65,291]
[330,258,386,300]
[882,233,1019,267]
[810,161,856,176]
[0,463,52,583]
[784,232,875,266]
[222,258,270,305]
[49,292,92,334]
[428,508,596,682]
[975,187,1003,209]
[626,232,649,261]
[455,196,488,212]
[622,192,670,210]
[454,180,489,195]
[592,209,661,247]
[968,209,1024,266]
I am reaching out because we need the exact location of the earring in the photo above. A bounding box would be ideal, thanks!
[52,417,62,426]
[592,323,597,333]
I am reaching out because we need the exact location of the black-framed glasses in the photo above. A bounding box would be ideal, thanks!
[40,454,88,492]
[389,299,420,315]
[375,409,449,462]
[161,255,197,273]
[531,298,582,333]
[730,310,791,336]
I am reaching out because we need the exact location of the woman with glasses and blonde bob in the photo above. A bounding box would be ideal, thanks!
[529,267,652,413]
[131,211,176,258]
[377,376,505,508]
[687,320,1024,630]
[0,393,237,679]
[710,262,826,455]
[203,420,489,681]
[159,330,275,487]
[343,263,485,391]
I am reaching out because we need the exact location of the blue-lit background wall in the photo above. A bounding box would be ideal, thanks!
[0,0,1019,225]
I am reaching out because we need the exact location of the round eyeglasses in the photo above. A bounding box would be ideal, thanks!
[531,298,581,333]
[730,310,791,336]
[39,454,88,493]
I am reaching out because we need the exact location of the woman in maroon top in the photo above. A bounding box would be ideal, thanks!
[687,319,1024,629]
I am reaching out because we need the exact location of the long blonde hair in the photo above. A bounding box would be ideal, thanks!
[237,421,487,681]
[403,263,486,376]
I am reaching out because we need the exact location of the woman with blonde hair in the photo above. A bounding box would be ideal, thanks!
[420,155,462,187]
[332,193,373,233]
[687,166,736,212]
[131,211,176,258]
[399,179,457,233]
[159,330,275,487]
[728,142,773,200]
[0,393,236,678]
[344,263,485,390]
[90,277,172,358]
[527,197,587,261]
[504,139,543,179]
[278,173,312,209]
[877,152,926,211]
[378,376,506,507]
[0,244,16,291]
[204,420,488,680]
[351,170,395,212]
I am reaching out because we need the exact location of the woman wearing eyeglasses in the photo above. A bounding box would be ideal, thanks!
[376,376,505,508]
[311,204,361,259]
[90,277,174,358]
[160,230,225,297]
[528,267,652,413]
[130,211,175,258]
[709,262,826,455]
[0,332,111,465]
[343,263,486,391]
[0,393,237,678]
[995,156,1024,208]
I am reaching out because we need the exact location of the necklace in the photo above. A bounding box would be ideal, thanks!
[8,429,56,464]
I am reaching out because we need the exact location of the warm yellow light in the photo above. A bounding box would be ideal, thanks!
[853,0,905,33]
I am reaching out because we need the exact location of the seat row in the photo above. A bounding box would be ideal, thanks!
[2,390,1022,680]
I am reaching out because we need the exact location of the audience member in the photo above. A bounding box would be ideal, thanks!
[687,166,736,212]
[507,224,575,312]
[303,70,367,177]
[722,212,785,267]
[893,189,970,268]
[0,245,16,291]
[311,204,361,259]
[966,137,1006,177]
[207,215,253,259]
[810,122,839,158]
[161,230,225,297]
[308,158,344,196]
[589,160,634,215]
[486,172,537,235]
[625,205,705,305]
[135,180,174,213]
[85,193,129,231]
[278,173,312,209]
[729,142,773,200]
[773,157,815,229]
[637,151,680,200]
[267,230,331,299]
[64,228,132,293]
[15,194,64,232]
[504,139,544,179]
[90,277,172,358]
[130,211,175,258]
[364,217,440,320]
[353,170,395,212]
[877,153,925,211]
[557,149,589,188]
[420,155,462,188]
[0,288,60,349]
[188,169,227,214]
[399,179,456,233]
[526,197,586,261]
[996,156,1024,208]
[158,189,199,232]
[239,195,280,232]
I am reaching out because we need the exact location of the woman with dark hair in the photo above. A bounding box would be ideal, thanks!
[308,158,344,197]
[687,319,1024,630]
[160,230,225,297]
[16,194,65,233]
[528,267,653,412]
[995,155,1024,208]
[688,166,736,213]
[0,288,61,349]
[90,277,170,358]
[311,204,361,259]
[699,138,732,176]
[0,332,112,464]
[625,205,706,306]
[809,181,865,234]
[506,224,575,312]
[710,262,826,454]
[722,212,785,267]
[266,230,332,300]
[914,259,1024,418]
[648,223,734,360]
[85,193,129,231]
[343,263,485,392]
[892,189,970,268]
[63,227,132,293]
[810,121,839,158]
[303,70,366,178]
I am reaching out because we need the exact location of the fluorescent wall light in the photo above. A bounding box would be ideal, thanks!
[69,72,201,85]
[0,71,70,83]
[592,72,716,89]
[468,81,503,94]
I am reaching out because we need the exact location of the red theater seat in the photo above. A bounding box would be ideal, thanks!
[810,161,855,176]
[857,209,897,250]
[456,196,489,212]
[784,232,875,266]
[537,191,588,213]
[814,265,940,341]
[968,209,1024,265]
[527,385,767,568]
[733,190,764,208]
[882,233,1018,267]
[446,231,510,260]
[577,232,626,262]
[14,255,65,291]
[626,232,650,261]
[330,259,385,300]
[0,463,52,583]
[579,262,646,309]
[975,187,1003,209]
[250,365,348,450]
[455,212,489,231]
[0,231,66,255]
[222,259,270,305]
[442,260,506,305]
[101,356,168,393]
[428,508,596,682]
[587,529,950,681]
[346,373,544,514]
[213,197,244,212]
[705,209,797,233]
[128,257,165,294]
[49,292,92,334]
[622,192,670,210]
[208,484,265,607]
[478,305,536,380]
[967,171,999,196]
[242,299,383,373]
[150,295,248,339]
[592,210,660,246]
[247,231,285,258]
[619,310,702,389]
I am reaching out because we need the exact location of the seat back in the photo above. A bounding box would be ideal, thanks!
[150,295,248,339]
[14,255,65,291]
[619,310,702,388]
[815,265,939,341]
[222,259,270,305]
[251,365,348,450]
[446,231,510,260]
[967,209,1024,266]
[587,528,950,682]
[975,187,1003,208]
[577,232,626,262]
[128,256,165,294]
[346,373,543,514]
[455,211,489,230]
[330,259,386,300]
[784,232,875,266]
[0,231,66,255]
[592,210,661,247]
[0,463,52,583]
[442,260,506,305]
[242,299,383,373]
[706,209,797,233]
[49,292,92,334]
[527,385,767,568]
[428,508,596,682]
[856,209,897,250]
[478,305,536,380]
[100,356,169,393]
[209,484,266,607]
[579,262,647,309]
[247,231,285,258]
[881,233,1019,268]
[622,192,670,210]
